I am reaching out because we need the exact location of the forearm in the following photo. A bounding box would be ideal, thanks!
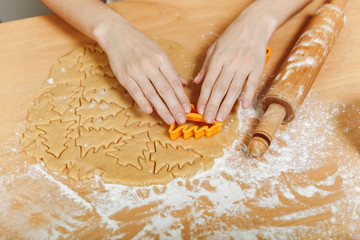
[40,0,131,46]
[234,0,312,41]
[41,0,190,125]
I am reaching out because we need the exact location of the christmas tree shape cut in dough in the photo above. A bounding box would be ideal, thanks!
[49,84,84,115]
[36,119,75,158]
[83,86,134,110]
[125,104,164,127]
[106,131,150,170]
[21,39,239,186]
[81,73,119,95]
[27,99,61,129]
[75,127,124,157]
[76,98,124,125]
[150,141,202,174]
[82,110,129,132]
[79,46,110,71]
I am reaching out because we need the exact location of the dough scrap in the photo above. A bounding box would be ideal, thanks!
[21,39,239,186]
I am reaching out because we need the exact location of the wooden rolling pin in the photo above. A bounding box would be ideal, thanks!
[249,0,348,158]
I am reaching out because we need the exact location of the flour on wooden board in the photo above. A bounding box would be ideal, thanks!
[0,94,359,238]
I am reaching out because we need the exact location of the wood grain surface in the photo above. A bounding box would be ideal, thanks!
[0,0,359,238]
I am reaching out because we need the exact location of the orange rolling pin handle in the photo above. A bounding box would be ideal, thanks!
[248,0,348,158]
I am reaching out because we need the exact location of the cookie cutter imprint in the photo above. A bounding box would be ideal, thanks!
[169,46,271,140]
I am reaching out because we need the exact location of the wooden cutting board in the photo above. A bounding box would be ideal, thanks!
[0,0,359,238]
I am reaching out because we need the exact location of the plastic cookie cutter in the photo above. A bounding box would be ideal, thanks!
[169,104,223,140]
[266,46,271,63]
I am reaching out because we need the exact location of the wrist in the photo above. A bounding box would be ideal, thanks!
[93,14,132,51]
[238,0,310,40]
[234,1,279,42]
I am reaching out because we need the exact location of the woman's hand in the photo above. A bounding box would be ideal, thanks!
[193,0,311,124]
[98,22,191,125]
[41,0,192,125]
[193,9,276,124]
[41,0,310,125]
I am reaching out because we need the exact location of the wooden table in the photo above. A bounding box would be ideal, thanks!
[0,0,359,238]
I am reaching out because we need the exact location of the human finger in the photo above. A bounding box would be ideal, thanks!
[130,73,177,125]
[122,76,153,115]
[196,60,222,115]
[178,75,188,87]
[216,72,247,122]
[241,67,263,109]
[192,48,213,85]
[160,62,191,113]
[147,69,187,124]
[202,68,235,123]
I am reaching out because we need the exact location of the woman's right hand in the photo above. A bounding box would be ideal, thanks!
[95,20,190,125]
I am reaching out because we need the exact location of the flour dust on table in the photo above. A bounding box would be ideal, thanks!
[3,38,358,238]
[2,92,360,238]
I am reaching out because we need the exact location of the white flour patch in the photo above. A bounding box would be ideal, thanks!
[100,102,109,110]
[99,89,107,95]
[278,57,316,82]
[0,151,91,239]
[46,78,54,84]
[297,85,305,100]
[295,185,330,198]
[83,94,360,238]
[29,164,93,211]
[201,32,219,39]
[1,94,359,239]
[297,38,326,47]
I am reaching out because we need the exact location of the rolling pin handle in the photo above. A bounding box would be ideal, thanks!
[249,103,287,158]
[249,136,270,158]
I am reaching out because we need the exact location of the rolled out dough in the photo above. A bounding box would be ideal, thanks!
[21,39,239,186]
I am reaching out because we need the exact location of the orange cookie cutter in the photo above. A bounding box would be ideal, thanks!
[169,47,271,140]
[266,46,271,63]
[169,104,223,140]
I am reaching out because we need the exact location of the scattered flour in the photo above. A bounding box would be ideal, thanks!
[201,32,219,39]
[29,164,93,211]
[296,85,305,100]
[0,94,359,239]
[100,102,109,110]
[298,37,325,47]
[46,78,54,84]
[277,57,316,82]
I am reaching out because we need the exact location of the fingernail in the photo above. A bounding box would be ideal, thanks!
[216,111,225,122]
[198,105,205,115]
[166,113,175,125]
[180,76,187,84]
[242,100,250,109]
[176,112,186,124]
[193,73,200,82]
[144,105,152,114]
[205,112,215,123]
[183,103,191,113]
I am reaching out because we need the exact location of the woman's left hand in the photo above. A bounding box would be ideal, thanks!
[193,8,276,123]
